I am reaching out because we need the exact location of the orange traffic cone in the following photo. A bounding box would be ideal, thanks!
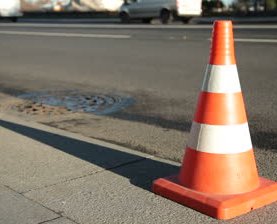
[152,20,277,220]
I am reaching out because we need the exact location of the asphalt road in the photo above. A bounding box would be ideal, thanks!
[0,21,276,156]
[0,20,276,223]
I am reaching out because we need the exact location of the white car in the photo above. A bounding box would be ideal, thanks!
[119,0,202,24]
[0,0,22,22]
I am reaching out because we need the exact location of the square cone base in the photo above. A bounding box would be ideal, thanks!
[153,175,277,220]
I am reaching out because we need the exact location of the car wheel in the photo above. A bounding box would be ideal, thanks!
[11,17,18,23]
[182,17,192,24]
[160,9,171,24]
[119,12,130,24]
[142,18,152,24]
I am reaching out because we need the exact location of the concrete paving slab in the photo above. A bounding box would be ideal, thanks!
[0,115,145,193]
[25,158,277,224]
[0,185,58,224]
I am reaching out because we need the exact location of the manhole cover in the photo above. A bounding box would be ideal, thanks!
[18,91,134,115]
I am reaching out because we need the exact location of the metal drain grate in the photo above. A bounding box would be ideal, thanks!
[18,91,134,115]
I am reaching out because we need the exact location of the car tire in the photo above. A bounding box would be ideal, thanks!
[142,18,152,24]
[181,17,192,24]
[160,9,171,24]
[11,17,18,23]
[119,12,130,24]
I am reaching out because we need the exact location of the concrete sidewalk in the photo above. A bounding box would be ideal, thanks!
[0,113,276,224]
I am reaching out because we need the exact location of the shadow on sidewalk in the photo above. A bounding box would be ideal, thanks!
[0,119,179,192]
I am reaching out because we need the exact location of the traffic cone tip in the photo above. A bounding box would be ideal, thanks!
[209,20,236,65]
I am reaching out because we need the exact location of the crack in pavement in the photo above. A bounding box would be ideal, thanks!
[21,157,148,195]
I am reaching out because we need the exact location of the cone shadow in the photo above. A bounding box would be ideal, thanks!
[0,119,179,192]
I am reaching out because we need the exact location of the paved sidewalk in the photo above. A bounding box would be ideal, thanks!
[0,113,276,224]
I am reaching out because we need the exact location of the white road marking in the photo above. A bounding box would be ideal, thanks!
[207,38,277,44]
[234,38,277,43]
[0,30,131,39]
[0,28,275,44]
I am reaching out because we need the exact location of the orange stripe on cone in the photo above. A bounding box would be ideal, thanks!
[152,20,277,220]
[179,147,259,194]
[194,92,247,125]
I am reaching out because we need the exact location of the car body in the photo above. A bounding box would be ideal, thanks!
[119,0,202,24]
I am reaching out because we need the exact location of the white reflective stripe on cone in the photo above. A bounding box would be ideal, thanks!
[188,122,252,154]
[202,65,241,93]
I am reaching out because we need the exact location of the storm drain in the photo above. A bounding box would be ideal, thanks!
[17,91,134,115]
